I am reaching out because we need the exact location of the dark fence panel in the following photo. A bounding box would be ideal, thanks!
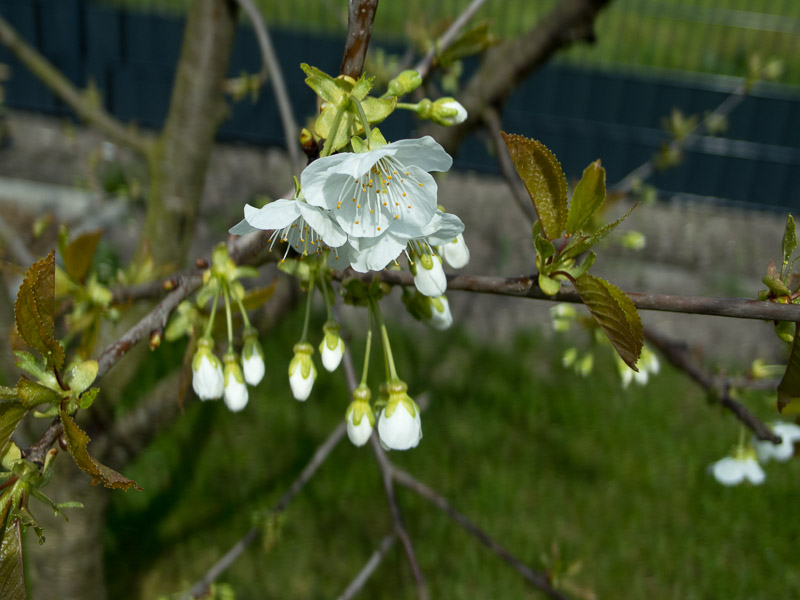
[1,0,799,210]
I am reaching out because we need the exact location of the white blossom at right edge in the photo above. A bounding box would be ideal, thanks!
[439,233,470,269]
[756,422,800,463]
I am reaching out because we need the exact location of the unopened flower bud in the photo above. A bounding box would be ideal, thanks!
[427,296,452,331]
[377,380,422,451]
[346,384,375,447]
[319,321,345,373]
[288,342,316,401]
[410,252,447,297]
[430,97,467,126]
[439,233,470,269]
[149,329,162,351]
[386,70,422,97]
[241,328,265,386]
[192,337,224,401]
[223,353,249,412]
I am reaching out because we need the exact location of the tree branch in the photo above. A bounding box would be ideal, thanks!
[392,468,570,600]
[335,534,396,600]
[430,0,610,154]
[340,0,379,78]
[333,270,800,322]
[0,15,149,154]
[233,0,304,176]
[370,436,429,600]
[643,327,781,443]
[413,0,488,79]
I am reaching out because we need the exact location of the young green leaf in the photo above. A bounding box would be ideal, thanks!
[538,274,562,296]
[573,275,643,370]
[777,323,800,414]
[63,230,103,284]
[561,203,639,260]
[500,133,567,240]
[60,411,141,491]
[0,520,25,600]
[300,63,345,106]
[16,379,61,408]
[14,251,64,370]
[566,160,606,234]
[782,214,796,265]
[0,405,26,460]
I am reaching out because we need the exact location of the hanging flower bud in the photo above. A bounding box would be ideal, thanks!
[223,353,249,412]
[192,337,224,401]
[288,342,316,401]
[319,321,345,373]
[439,233,470,269]
[386,69,422,97]
[241,328,265,386]
[410,251,447,297]
[710,447,765,486]
[377,380,422,451]
[430,97,468,126]
[346,384,375,447]
[428,295,453,331]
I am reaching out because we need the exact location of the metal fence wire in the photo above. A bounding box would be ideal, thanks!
[1,0,800,209]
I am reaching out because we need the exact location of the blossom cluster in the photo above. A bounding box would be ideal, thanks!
[710,422,800,486]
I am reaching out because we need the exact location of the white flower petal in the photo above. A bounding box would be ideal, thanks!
[414,255,447,297]
[347,411,374,447]
[193,355,224,401]
[244,200,300,231]
[439,233,470,269]
[348,232,407,272]
[321,339,344,372]
[242,353,265,386]
[428,296,453,331]
[289,369,315,401]
[224,378,249,412]
[229,219,259,235]
[757,422,800,463]
[741,458,765,485]
[711,457,746,486]
[296,201,347,248]
[378,403,422,450]
[387,136,453,172]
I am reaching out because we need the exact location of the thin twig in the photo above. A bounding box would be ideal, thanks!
[0,16,148,154]
[370,436,429,600]
[392,468,570,600]
[336,534,397,600]
[483,107,536,221]
[333,270,800,322]
[340,0,379,79]
[612,83,747,195]
[644,327,780,443]
[233,0,304,175]
[413,0,488,79]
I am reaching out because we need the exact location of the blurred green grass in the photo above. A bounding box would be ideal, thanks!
[104,305,800,599]
[102,0,800,85]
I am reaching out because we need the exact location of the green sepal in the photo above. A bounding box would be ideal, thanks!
[195,282,218,309]
[350,135,367,153]
[782,214,796,265]
[562,251,597,280]
[300,63,346,106]
[763,274,791,298]
[566,160,606,234]
[538,274,561,296]
[351,73,374,100]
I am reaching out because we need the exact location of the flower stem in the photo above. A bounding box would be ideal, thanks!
[360,316,372,386]
[233,291,252,329]
[396,102,419,111]
[300,281,315,342]
[320,104,347,158]
[222,283,234,351]
[351,97,372,139]
[203,288,221,339]
[370,298,398,381]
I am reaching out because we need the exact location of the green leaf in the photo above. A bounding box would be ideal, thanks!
[566,160,606,234]
[561,203,639,260]
[60,411,141,491]
[14,251,64,370]
[242,281,278,310]
[63,230,103,284]
[63,360,98,396]
[500,133,567,240]
[538,274,561,296]
[437,22,498,67]
[300,63,345,106]
[16,379,61,408]
[763,274,791,298]
[782,214,796,265]
[78,388,99,410]
[573,275,643,370]
[778,323,800,413]
[0,520,25,600]
[0,389,15,402]
[0,404,26,459]
[533,228,556,262]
